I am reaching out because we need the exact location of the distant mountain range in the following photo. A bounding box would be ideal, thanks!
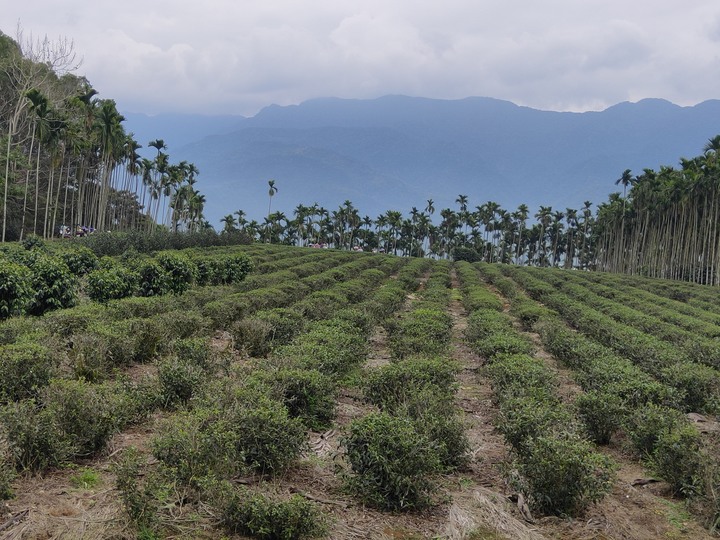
[122,95,720,227]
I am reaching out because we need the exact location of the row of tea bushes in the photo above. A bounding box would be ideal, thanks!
[526,267,720,371]
[86,250,254,301]
[132,256,413,537]
[342,262,470,511]
[186,252,385,330]
[602,270,720,310]
[536,318,711,495]
[505,266,720,414]
[385,261,454,359]
[0,315,233,496]
[565,270,720,335]
[0,247,391,530]
[507,267,680,371]
[454,261,504,312]
[0,252,390,391]
[0,240,257,319]
[457,267,616,516]
[485,264,718,523]
[472,263,554,330]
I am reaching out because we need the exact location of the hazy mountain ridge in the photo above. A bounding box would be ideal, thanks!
[121,96,720,226]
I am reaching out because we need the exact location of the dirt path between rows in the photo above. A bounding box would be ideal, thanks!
[1,415,161,540]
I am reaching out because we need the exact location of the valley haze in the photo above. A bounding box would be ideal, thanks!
[122,95,720,227]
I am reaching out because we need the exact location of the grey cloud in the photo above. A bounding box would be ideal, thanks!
[3,0,720,115]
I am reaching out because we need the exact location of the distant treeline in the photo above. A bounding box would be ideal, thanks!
[224,139,720,285]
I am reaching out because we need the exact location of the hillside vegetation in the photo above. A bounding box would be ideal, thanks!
[0,29,209,243]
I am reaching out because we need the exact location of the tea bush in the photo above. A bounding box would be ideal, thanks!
[0,399,73,470]
[237,270,297,293]
[465,311,533,358]
[20,234,46,251]
[332,307,374,336]
[42,303,105,337]
[0,341,57,401]
[496,391,574,455]
[0,434,15,500]
[105,295,174,320]
[363,357,458,412]
[661,362,720,414]
[253,308,306,346]
[152,410,242,485]
[158,357,206,408]
[42,379,124,457]
[211,253,253,285]
[294,290,348,321]
[278,320,368,379]
[484,354,556,397]
[0,258,32,318]
[26,253,77,315]
[115,376,164,425]
[231,318,273,357]
[228,396,307,474]
[150,309,209,343]
[59,246,99,276]
[624,403,689,456]
[137,259,170,297]
[387,308,453,359]
[256,368,336,430]
[212,481,328,539]
[86,266,138,303]
[0,317,43,346]
[169,337,211,370]
[342,412,441,510]
[156,251,198,295]
[364,284,406,320]
[68,319,158,376]
[575,390,626,444]
[125,318,167,363]
[650,422,703,495]
[516,433,616,515]
[244,286,295,312]
[202,296,249,328]
[394,386,470,471]
[625,403,703,494]
[114,447,169,536]
[78,321,137,368]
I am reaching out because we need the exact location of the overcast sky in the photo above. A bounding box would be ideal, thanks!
[2,1,720,117]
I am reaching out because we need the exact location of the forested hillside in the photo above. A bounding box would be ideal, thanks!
[0,30,208,242]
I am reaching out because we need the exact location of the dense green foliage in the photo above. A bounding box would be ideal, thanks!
[212,482,328,539]
[0,31,211,242]
[341,412,442,510]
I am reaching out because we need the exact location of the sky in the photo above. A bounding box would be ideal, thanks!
[2,1,720,117]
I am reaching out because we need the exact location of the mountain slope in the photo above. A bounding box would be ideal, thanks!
[122,96,720,226]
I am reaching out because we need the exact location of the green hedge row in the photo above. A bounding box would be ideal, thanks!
[494,266,714,505]
[464,306,616,516]
[343,262,469,511]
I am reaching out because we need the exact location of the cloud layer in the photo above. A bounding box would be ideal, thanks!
[3,0,720,115]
